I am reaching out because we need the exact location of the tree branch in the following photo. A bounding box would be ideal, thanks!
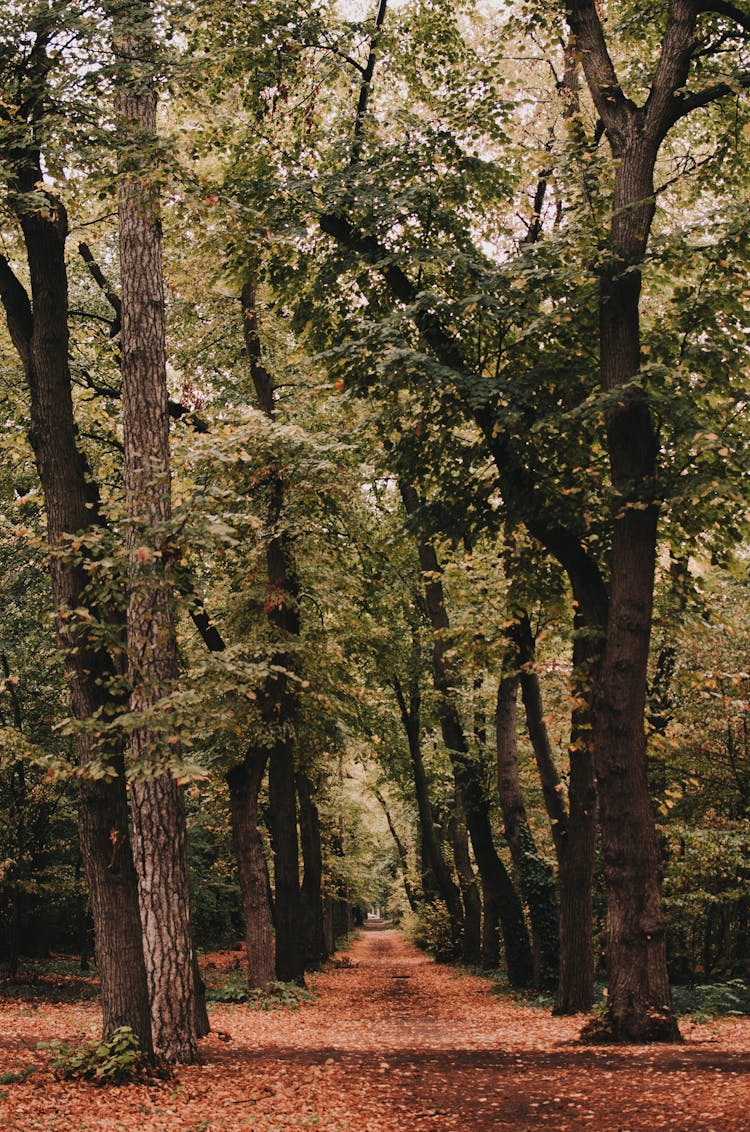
[668,67,750,121]
[78,241,121,337]
[0,255,33,368]
[565,0,635,140]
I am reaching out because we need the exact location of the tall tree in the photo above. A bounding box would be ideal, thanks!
[0,6,151,1051]
[109,0,201,1062]
[241,280,305,984]
[564,0,750,1042]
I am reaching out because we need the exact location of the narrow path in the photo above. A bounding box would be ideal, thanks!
[2,928,750,1131]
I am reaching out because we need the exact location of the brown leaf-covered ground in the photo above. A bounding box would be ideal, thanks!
[1,927,749,1131]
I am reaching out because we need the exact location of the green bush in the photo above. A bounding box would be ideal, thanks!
[403,902,457,962]
[672,978,750,1021]
[206,975,314,1009]
[41,1026,155,1084]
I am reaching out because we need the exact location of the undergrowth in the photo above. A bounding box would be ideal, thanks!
[39,1026,159,1085]
[205,975,314,1009]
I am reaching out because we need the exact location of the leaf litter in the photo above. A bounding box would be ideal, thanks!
[1,929,749,1130]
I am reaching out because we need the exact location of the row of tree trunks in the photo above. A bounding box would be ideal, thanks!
[392,670,465,946]
[398,482,534,986]
[495,666,560,991]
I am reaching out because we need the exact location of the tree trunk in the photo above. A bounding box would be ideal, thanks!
[375,790,419,913]
[589,156,677,1042]
[451,782,482,966]
[398,482,533,987]
[298,771,328,971]
[0,37,151,1048]
[495,668,560,991]
[227,753,275,990]
[241,281,305,986]
[113,0,201,1062]
[392,674,464,948]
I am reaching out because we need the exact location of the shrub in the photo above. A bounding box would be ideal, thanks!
[403,902,457,962]
[41,1026,155,1084]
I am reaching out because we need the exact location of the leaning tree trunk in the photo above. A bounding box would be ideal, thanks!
[227,752,275,990]
[0,62,151,1047]
[112,0,201,1063]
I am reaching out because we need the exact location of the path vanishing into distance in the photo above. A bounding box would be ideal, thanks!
[2,927,750,1131]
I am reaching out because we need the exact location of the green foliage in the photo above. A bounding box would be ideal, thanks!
[671,979,750,1022]
[402,902,457,963]
[205,975,314,1009]
[41,1027,155,1085]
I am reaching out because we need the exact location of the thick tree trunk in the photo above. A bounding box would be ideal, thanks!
[588,155,677,1042]
[227,752,275,990]
[268,732,305,984]
[298,771,328,971]
[0,70,151,1047]
[113,0,201,1062]
[495,668,559,991]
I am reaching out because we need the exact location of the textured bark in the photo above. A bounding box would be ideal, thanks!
[0,31,151,1049]
[564,0,711,1042]
[112,0,200,1063]
[298,771,328,971]
[495,669,559,992]
[227,753,275,990]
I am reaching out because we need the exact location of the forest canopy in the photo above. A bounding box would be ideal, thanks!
[0,0,749,1061]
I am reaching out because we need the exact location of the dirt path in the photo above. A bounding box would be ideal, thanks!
[2,927,750,1131]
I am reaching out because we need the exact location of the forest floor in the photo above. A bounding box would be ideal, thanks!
[1,927,750,1131]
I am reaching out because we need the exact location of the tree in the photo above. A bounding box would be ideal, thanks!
[0,3,151,1049]
[564,0,750,1042]
[109,0,202,1062]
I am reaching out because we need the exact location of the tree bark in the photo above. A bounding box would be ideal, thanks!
[227,753,275,990]
[565,0,700,1041]
[298,771,328,971]
[112,0,201,1062]
[0,24,151,1050]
